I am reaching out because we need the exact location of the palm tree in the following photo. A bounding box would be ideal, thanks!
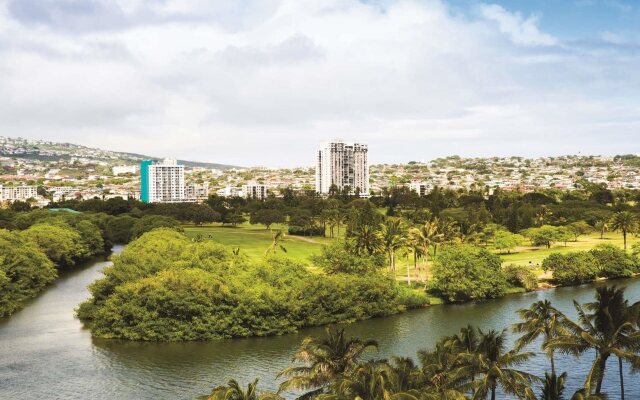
[447,324,481,385]
[317,360,420,400]
[406,228,425,275]
[539,372,567,400]
[350,224,383,256]
[471,329,538,400]
[549,286,640,398]
[409,219,442,283]
[278,326,378,399]
[610,211,638,250]
[513,300,567,375]
[202,379,283,400]
[389,356,420,392]
[266,230,287,255]
[437,218,460,249]
[418,340,471,399]
[594,218,609,240]
[379,219,406,272]
[536,206,553,226]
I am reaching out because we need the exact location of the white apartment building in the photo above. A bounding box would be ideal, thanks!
[186,184,210,201]
[242,182,267,200]
[409,180,431,196]
[0,185,38,201]
[112,165,138,175]
[315,140,369,197]
[140,159,185,203]
[217,186,239,197]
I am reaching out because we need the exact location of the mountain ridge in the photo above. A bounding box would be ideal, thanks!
[0,136,243,170]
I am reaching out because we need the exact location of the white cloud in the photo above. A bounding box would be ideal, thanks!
[477,3,558,46]
[0,0,638,166]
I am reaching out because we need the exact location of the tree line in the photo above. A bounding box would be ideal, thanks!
[203,285,640,400]
[35,185,640,240]
[0,207,186,317]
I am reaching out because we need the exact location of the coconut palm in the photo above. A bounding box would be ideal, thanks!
[549,286,640,398]
[317,360,421,400]
[202,379,283,400]
[350,224,383,256]
[266,229,287,255]
[471,329,538,400]
[406,228,426,273]
[513,300,567,375]
[539,372,567,400]
[418,340,472,399]
[437,218,460,248]
[278,326,378,399]
[594,218,609,240]
[409,219,443,283]
[610,211,638,250]
[379,219,406,272]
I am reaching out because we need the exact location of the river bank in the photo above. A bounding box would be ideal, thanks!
[2,245,640,399]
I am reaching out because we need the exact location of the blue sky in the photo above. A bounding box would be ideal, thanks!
[0,0,638,166]
[450,0,640,37]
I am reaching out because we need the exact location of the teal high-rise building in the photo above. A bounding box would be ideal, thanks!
[139,159,185,203]
[140,160,153,203]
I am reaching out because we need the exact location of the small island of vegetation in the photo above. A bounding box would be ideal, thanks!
[77,228,428,341]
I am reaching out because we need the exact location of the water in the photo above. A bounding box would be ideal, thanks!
[1,247,638,399]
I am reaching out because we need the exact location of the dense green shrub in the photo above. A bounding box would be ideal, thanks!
[288,225,325,236]
[0,229,57,316]
[543,252,599,285]
[78,230,427,341]
[430,245,507,302]
[105,215,137,243]
[503,264,538,291]
[21,223,90,268]
[590,244,638,279]
[312,242,385,274]
[130,215,183,238]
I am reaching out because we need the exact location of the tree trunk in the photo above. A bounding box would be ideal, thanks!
[407,262,411,286]
[595,354,610,394]
[423,255,429,289]
[491,385,496,400]
[619,356,625,400]
[550,351,555,376]
[623,230,627,250]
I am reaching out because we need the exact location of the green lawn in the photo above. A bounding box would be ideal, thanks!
[500,232,639,266]
[183,225,638,282]
[183,222,336,265]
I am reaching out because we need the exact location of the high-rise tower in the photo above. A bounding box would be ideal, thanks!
[315,140,369,197]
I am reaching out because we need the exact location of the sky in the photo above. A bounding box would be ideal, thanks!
[0,0,639,167]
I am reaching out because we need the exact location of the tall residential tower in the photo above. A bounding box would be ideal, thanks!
[140,159,185,203]
[315,140,369,197]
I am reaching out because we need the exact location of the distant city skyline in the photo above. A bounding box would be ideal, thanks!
[1,0,639,167]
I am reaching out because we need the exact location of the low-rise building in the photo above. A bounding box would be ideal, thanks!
[112,165,138,175]
[186,184,210,202]
[217,186,239,197]
[0,185,38,201]
[242,182,267,199]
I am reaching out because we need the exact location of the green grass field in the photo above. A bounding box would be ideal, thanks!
[183,223,335,265]
[183,224,639,281]
[500,232,640,265]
